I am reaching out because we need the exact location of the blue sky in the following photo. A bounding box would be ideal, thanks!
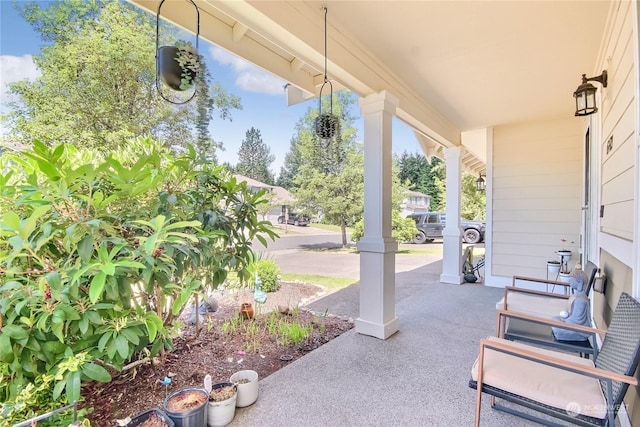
[0,1,419,175]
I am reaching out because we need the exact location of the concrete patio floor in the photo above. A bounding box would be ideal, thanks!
[229,258,538,426]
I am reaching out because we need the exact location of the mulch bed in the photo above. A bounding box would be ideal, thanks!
[80,282,354,426]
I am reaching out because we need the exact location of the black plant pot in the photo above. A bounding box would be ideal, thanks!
[464,273,478,283]
[157,46,197,92]
[127,408,175,426]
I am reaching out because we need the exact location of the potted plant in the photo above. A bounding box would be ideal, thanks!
[163,387,208,427]
[157,41,201,91]
[126,408,175,427]
[207,382,237,427]
[240,302,254,320]
[230,369,259,407]
[314,112,340,139]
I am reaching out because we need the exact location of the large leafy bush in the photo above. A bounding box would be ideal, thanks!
[0,138,275,417]
[350,210,417,243]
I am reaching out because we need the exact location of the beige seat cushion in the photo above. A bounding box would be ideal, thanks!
[471,336,606,419]
[496,293,568,318]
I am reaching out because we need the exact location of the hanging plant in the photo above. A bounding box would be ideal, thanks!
[157,43,200,91]
[314,6,341,142]
[314,82,341,140]
[155,0,200,104]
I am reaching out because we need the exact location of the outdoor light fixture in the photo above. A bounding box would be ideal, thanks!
[476,174,486,192]
[314,6,340,142]
[573,70,607,116]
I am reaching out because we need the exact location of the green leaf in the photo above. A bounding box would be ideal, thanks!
[21,204,52,240]
[1,211,21,231]
[79,316,89,335]
[120,327,140,346]
[100,263,116,275]
[66,370,82,402]
[115,260,145,269]
[114,334,129,360]
[0,334,14,362]
[57,304,80,321]
[77,234,94,262]
[1,325,29,340]
[98,331,112,353]
[82,362,111,382]
[53,378,66,400]
[51,314,65,342]
[89,271,107,303]
[145,312,163,342]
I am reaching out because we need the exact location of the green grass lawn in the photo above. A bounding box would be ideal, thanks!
[279,273,357,290]
[309,223,353,233]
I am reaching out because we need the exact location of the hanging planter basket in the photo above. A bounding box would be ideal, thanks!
[313,7,341,142]
[314,112,340,140]
[155,0,200,104]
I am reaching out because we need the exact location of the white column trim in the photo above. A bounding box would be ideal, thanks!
[440,146,464,284]
[356,90,400,339]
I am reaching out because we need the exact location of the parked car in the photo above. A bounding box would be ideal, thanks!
[407,212,485,244]
[277,212,309,226]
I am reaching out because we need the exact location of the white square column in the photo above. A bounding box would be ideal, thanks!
[440,146,465,284]
[356,91,400,339]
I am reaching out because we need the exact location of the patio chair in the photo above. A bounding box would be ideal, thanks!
[469,292,640,427]
[496,261,599,319]
[498,262,600,357]
[496,308,606,359]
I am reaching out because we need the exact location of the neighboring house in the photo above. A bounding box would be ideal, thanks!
[233,174,294,224]
[135,2,640,422]
[399,190,430,217]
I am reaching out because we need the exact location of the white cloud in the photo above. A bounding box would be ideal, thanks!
[0,54,41,103]
[208,45,285,95]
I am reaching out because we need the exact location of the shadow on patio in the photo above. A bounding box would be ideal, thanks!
[229,260,538,426]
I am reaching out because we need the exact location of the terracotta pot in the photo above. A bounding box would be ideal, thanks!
[240,303,253,320]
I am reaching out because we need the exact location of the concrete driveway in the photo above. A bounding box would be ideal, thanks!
[265,224,444,280]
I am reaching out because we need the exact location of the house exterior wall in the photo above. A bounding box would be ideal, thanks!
[488,118,583,285]
[590,1,639,424]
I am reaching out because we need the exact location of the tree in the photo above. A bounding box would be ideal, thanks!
[2,0,240,155]
[397,151,446,210]
[461,173,486,220]
[235,127,275,184]
[295,149,364,247]
[284,90,360,246]
[276,136,303,189]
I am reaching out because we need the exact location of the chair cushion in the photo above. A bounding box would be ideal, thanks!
[471,336,607,419]
[496,293,568,318]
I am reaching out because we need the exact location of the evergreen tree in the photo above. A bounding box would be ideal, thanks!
[397,151,446,210]
[236,127,275,184]
[276,136,303,189]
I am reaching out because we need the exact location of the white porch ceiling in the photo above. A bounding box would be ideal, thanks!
[131,0,611,175]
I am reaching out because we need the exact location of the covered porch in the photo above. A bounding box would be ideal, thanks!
[230,259,533,426]
[128,0,640,423]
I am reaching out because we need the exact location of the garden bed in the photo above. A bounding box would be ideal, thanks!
[81,282,354,426]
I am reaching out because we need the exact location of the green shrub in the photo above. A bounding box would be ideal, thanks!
[0,138,276,410]
[350,210,416,243]
[254,259,280,292]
